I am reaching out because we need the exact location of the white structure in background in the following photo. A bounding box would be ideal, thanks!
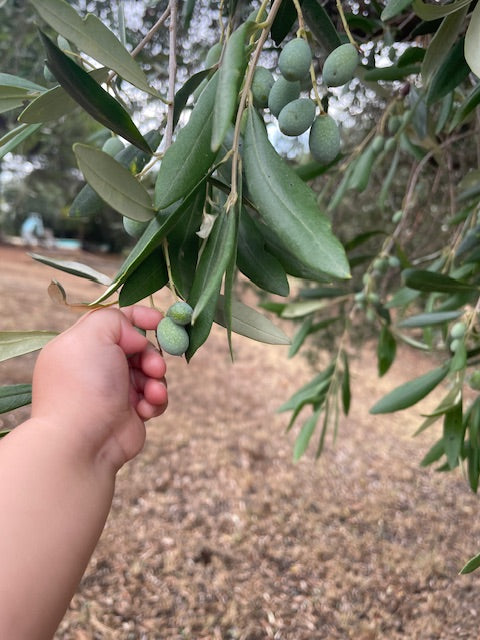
[20,213,45,247]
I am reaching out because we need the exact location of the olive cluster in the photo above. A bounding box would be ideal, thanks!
[156,301,193,356]
[251,39,359,166]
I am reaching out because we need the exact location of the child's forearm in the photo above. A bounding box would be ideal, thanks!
[0,417,117,640]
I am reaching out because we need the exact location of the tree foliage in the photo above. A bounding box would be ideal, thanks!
[2,0,480,565]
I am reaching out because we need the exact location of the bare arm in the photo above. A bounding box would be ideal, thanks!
[0,306,168,639]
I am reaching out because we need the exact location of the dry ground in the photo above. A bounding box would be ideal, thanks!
[1,245,480,640]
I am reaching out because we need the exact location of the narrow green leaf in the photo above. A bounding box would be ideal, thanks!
[92,192,202,303]
[74,144,154,221]
[119,247,168,306]
[363,64,420,81]
[0,384,32,414]
[377,325,397,376]
[288,317,313,358]
[449,82,480,132]
[19,67,109,123]
[443,401,464,469]
[465,3,480,78]
[29,253,112,285]
[39,31,151,153]
[173,68,213,130]
[214,296,290,345]
[341,351,351,415]
[0,72,45,92]
[278,366,335,413]
[302,0,341,53]
[0,331,57,362]
[190,208,237,324]
[211,21,254,151]
[427,37,469,105]
[32,0,160,97]
[413,0,472,20]
[460,551,480,574]
[293,409,322,462]
[370,365,449,414]
[237,209,290,297]
[421,8,468,86]
[420,438,445,466]
[281,300,329,319]
[403,268,475,293]
[270,0,297,46]
[0,123,42,159]
[467,442,480,493]
[243,106,350,280]
[398,310,463,328]
[155,73,219,209]
[381,0,413,22]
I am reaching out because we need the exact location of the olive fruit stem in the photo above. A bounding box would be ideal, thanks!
[335,0,358,48]
[227,0,285,210]
[291,0,306,33]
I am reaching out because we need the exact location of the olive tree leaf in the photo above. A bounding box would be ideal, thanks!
[19,68,109,123]
[421,8,468,85]
[302,0,341,54]
[460,552,480,574]
[243,106,350,280]
[426,37,470,105]
[377,325,397,377]
[293,408,322,462]
[119,247,168,307]
[443,401,464,469]
[0,384,32,414]
[0,331,57,362]
[29,253,112,285]
[93,189,206,304]
[0,72,45,93]
[465,2,480,77]
[402,269,476,293]
[32,0,160,97]
[74,144,155,221]
[370,365,449,414]
[0,123,42,160]
[397,310,463,328]
[155,73,219,209]
[214,295,290,345]
[39,31,151,153]
[237,209,289,297]
[381,0,413,22]
[413,0,472,20]
[189,207,237,324]
[211,21,255,152]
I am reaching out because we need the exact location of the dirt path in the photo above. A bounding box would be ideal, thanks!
[1,246,479,639]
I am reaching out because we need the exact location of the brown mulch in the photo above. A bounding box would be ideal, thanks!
[1,245,479,640]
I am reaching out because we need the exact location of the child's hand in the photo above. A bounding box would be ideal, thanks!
[31,305,167,470]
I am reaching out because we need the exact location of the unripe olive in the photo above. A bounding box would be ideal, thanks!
[102,136,125,156]
[450,321,467,340]
[322,43,359,87]
[205,42,222,67]
[166,301,193,326]
[268,77,301,117]
[367,292,380,305]
[449,338,461,353]
[468,370,480,391]
[123,216,149,238]
[392,209,403,223]
[251,66,275,108]
[388,255,400,268]
[156,317,190,356]
[387,115,401,135]
[308,114,340,165]
[372,256,388,274]
[278,38,312,81]
[384,138,396,152]
[278,98,316,137]
[372,135,385,154]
